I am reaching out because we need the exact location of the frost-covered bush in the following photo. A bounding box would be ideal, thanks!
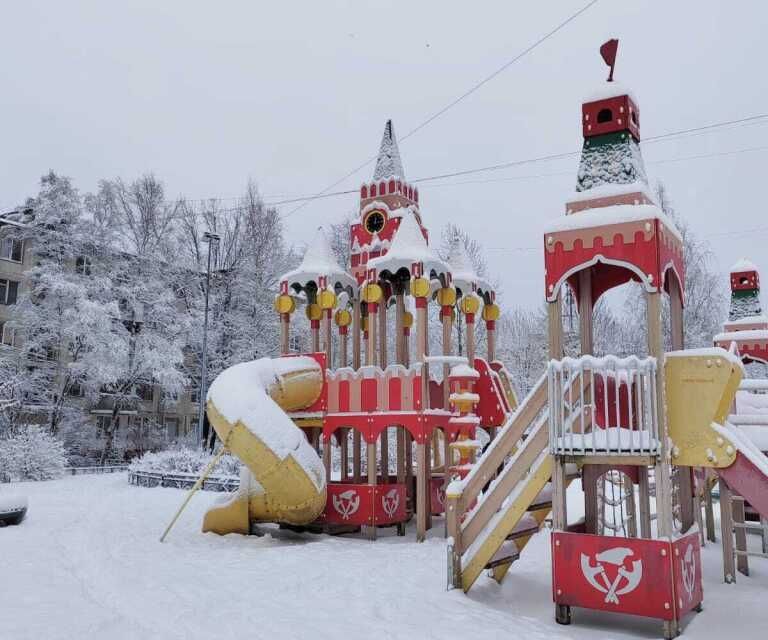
[0,426,68,481]
[129,445,241,478]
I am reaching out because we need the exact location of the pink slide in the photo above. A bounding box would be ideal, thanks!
[716,424,768,519]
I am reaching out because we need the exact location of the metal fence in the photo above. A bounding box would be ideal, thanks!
[128,470,239,492]
[548,355,659,457]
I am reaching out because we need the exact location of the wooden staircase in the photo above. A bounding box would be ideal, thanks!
[446,375,552,591]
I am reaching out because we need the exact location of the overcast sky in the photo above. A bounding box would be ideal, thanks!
[2,1,767,309]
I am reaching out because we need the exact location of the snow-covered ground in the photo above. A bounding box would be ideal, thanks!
[1,475,766,640]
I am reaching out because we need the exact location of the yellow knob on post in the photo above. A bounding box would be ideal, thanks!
[305,303,322,321]
[482,303,500,322]
[410,277,430,299]
[274,294,295,314]
[437,287,457,307]
[319,288,337,310]
[402,311,414,329]
[460,295,480,315]
[362,283,383,304]
[334,309,352,327]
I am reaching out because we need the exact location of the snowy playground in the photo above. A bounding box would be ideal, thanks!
[2,473,766,640]
[3,27,768,640]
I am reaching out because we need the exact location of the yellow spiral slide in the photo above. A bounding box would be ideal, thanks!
[202,356,327,535]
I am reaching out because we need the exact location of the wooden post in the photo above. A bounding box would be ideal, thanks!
[465,312,475,366]
[720,481,736,583]
[353,430,362,482]
[365,440,377,540]
[395,293,405,364]
[311,319,320,353]
[280,312,290,354]
[486,320,496,362]
[583,465,599,534]
[447,491,463,588]
[637,465,653,538]
[704,473,716,542]
[367,303,378,367]
[379,303,389,482]
[339,328,348,368]
[578,271,593,355]
[733,495,750,576]
[379,298,388,368]
[323,309,333,368]
[547,296,563,360]
[340,429,349,481]
[322,435,331,480]
[442,307,452,409]
[352,298,361,369]
[647,291,675,540]
[552,455,569,623]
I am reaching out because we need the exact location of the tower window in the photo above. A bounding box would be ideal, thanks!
[597,108,613,123]
[630,110,638,126]
[740,277,750,286]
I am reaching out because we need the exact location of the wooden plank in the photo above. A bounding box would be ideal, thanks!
[352,298,361,369]
[637,465,652,538]
[547,297,563,360]
[353,430,362,482]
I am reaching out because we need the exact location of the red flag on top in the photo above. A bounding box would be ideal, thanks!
[600,39,619,81]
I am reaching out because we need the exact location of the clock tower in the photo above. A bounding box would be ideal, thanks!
[350,120,427,283]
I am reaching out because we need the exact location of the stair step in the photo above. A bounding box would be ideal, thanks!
[505,513,540,541]
[484,540,520,570]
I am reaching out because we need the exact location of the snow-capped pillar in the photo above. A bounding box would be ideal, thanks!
[335,308,351,368]
[274,287,295,355]
[460,294,480,366]
[483,298,500,362]
[438,287,457,410]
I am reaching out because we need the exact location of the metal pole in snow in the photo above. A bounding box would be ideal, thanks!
[197,232,219,449]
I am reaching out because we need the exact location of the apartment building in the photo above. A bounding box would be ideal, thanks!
[0,210,200,451]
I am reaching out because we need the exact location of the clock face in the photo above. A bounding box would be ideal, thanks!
[364,210,386,234]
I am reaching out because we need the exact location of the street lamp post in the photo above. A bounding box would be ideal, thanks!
[197,232,220,449]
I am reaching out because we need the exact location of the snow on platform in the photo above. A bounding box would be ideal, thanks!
[1,474,767,640]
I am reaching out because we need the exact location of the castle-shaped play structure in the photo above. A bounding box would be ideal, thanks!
[191,41,768,640]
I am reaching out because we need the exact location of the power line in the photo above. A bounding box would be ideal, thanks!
[280,0,601,219]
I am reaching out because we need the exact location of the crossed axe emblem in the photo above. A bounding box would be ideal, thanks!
[681,544,696,601]
[332,489,360,520]
[381,489,400,518]
[580,547,643,605]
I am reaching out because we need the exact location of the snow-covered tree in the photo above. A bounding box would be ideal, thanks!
[0,425,67,480]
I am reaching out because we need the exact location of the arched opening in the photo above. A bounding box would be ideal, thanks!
[597,108,613,123]
[740,276,750,286]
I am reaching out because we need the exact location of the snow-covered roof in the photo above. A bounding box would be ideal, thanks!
[725,315,768,327]
[714,329,768,343]
[447,234,493,294]
[543,203,681,243]
[583,80,638,105]
[373,120,405,181]
[567,181,655,205]
[730,258,758,273]
[281,227,356,291]
[367,211,449,278]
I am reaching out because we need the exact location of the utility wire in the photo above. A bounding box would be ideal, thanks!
[280,0,601,219]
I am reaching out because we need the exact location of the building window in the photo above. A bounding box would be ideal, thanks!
[597,108,613,123]
[96,415,111,436]
[0,278,19,305]
[164,417,179,437]
[189,386,200,403]
[136,383,153,402]
[289,335,302,353]
[0,320,15,347]
[0,237,23,262]
[76,256,92,275]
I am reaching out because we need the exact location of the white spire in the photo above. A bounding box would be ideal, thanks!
[448,232,492,293]
[280,227,356,290]
[373,120,405,180]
